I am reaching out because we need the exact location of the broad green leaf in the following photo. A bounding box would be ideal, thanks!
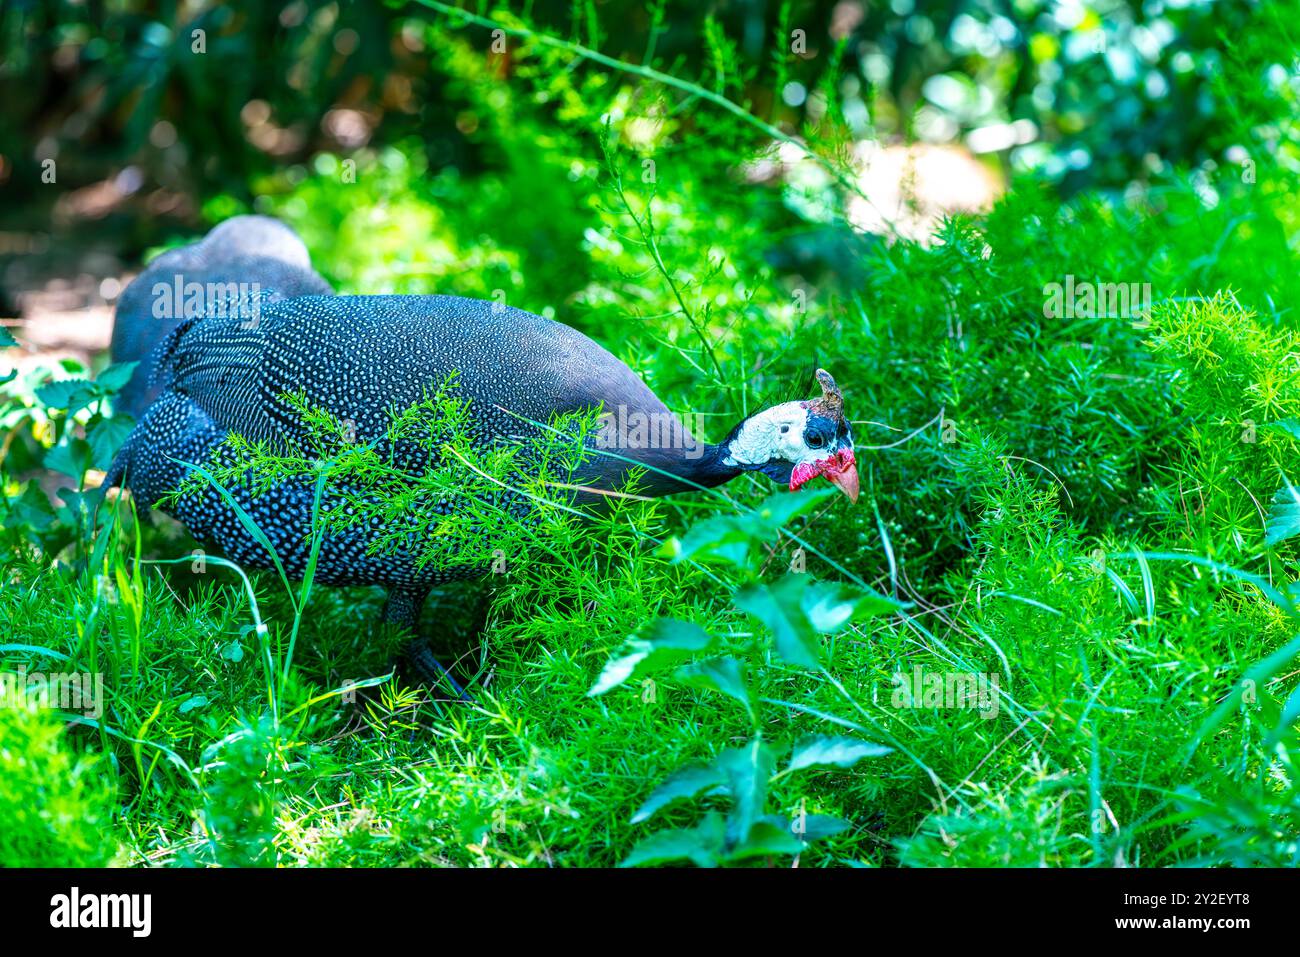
[658,513,755,567]
[220,640,246,663]
[178,695,210,714]
[726,816,806,861]
[658,488,836,567]
[791,813,852,844]
[736,574,902,669]
[35,377,95,412]
[1266,480,1300,546]
[44,438,94,479]
[803,579,901,631]
[751,487,837,527]
[621,812,726,868]
[54,487,94,526]
[717,738,776,845]
[734,574,823,668]
[95,361,139,394]
[788,735,893,772]
[1265,419,1300,442]
[10,483,56,531]
[675,657,751,711]
[588,618,714,696]
[631,763,725,824]
[86,414,135,470]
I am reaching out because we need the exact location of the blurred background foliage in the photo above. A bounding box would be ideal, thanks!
[3,0,1295,289]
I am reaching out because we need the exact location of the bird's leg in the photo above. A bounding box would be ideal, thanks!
[380,584,428,631]
[405,640,472,702]
[382,584,472,702]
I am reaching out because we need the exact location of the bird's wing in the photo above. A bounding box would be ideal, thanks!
[150,294,707,494]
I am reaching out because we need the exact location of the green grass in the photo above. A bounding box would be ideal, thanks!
[6,10,1300,867]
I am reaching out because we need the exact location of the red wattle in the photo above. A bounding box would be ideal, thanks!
[789,447,856,491]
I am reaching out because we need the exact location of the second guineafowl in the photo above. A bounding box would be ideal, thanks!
[109,215,333,419]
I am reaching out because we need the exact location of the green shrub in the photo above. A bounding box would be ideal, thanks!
[0,706,119,867]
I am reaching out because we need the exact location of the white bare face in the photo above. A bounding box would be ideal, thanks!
[721,370,860,501]
[722,401,825,468]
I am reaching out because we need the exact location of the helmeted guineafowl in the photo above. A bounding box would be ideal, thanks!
[109,215,333,419]
[106,223,859,694]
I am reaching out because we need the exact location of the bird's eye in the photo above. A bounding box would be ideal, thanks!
[808,434,825,449]
[781,425,790,434]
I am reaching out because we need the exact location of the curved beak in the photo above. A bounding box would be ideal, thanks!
[823,447,860,503]
[825,461,860,503]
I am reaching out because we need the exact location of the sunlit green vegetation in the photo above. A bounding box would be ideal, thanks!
[4,1,1300,867]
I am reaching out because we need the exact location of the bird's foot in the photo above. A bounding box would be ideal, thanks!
[404,638,473,703]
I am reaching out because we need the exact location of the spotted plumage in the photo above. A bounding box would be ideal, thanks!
[105,217,860,653]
